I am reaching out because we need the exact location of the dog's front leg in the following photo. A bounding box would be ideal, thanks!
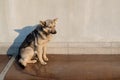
[43,46,48,61]
[37,46,47,65]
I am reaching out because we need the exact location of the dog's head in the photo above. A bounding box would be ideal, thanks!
[40,18,58,34]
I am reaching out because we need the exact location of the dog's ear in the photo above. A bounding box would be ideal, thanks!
[40,21,46,26]
[53,18,58,23]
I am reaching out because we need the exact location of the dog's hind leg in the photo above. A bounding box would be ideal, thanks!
[19,47,35,67]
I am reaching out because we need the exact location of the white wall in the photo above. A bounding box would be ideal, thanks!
[1,0,120,43]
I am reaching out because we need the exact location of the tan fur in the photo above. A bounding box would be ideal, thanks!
[19,18,57,67]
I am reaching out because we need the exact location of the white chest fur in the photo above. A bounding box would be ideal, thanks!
[38,34,53,45]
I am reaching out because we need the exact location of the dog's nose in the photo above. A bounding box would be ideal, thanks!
[51,31,57,34]
[54,31,57,34]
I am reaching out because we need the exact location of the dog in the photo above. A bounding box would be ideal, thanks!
[18,18,57,67]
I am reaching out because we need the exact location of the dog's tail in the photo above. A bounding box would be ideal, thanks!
[16,48,26,69]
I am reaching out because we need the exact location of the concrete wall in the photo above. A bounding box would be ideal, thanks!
[0,0,120,54]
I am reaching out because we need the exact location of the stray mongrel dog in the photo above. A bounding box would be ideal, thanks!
[18,18,57,67]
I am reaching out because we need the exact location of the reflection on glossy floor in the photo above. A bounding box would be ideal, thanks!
[0,55,9,73]
[3,54,120,80]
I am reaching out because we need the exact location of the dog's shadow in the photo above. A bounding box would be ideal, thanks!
[7,25,37,56]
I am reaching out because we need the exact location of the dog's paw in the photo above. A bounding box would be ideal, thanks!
[44,57,49,62]
[41,61,47,65]
[32,60,37,63]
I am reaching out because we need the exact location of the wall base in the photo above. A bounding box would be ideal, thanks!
[0,42,120,55]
